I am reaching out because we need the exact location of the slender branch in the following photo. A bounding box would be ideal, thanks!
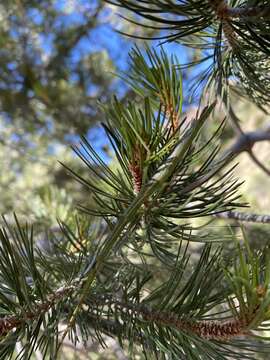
[0,278,264,345]
[222,98,270,175]
[90,296,258,341]
[129,162,143,194]
[248,150,270,177]
[0,282,78,336]
[215,210,270,224]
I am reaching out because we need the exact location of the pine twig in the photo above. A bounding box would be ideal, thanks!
[0,282,78,336]
[0,279,264,342]
[90,296,260,341]
[215,211,270,224]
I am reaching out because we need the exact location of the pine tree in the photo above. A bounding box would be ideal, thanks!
[0,1,270,359]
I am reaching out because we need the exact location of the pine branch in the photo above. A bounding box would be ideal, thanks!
[0,214,269,358]
[108,0,270,107]
[1,23,270,357]
[59,116,215,346]
[90,296,251,341]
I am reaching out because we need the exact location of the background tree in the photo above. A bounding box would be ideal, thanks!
[0,0,158,227]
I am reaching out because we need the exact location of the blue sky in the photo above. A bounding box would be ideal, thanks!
[13,1,210,163]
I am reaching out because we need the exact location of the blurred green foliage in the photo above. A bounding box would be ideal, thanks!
[0,1,269,359]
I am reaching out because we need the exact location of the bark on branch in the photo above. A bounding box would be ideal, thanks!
[90,296,260,341]
[210,0,270,19]
[228,126,270,155]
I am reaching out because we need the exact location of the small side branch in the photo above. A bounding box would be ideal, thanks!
[0,284,263,343]
[0,283,77,337]
[215,211,270,224]
[91,296,256,342]
[142,307,246,341]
